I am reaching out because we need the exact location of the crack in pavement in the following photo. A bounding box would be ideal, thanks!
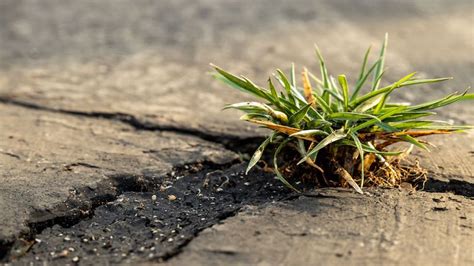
[0,98,262,262]
[0,97,264,153]
[5,163,292,264]
[424,177,474,198]
[2,160,248,262]
[1,95,472,264]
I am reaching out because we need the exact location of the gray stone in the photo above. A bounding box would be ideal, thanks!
[168,189,474,266]
[0,0,471,139]
[0,0,473,263]
[0,104,237,243]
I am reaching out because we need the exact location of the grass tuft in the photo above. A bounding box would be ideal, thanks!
[212,36,473,194]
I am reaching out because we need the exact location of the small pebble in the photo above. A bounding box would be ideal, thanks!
[57,249,69,258]
[151,195,157,201]
[64,236,71,241]
[72,256,80,262]
[168,195,177,201]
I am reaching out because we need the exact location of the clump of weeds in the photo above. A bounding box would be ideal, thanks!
[211,34,473,193]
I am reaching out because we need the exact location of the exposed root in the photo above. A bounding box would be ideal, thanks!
[274,144,428,192]
[363,158,428,189]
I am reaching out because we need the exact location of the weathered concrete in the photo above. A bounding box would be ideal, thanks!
[416,132,474,187]
[167,189,473,266]
[0,0,472,139]
[0,104,237,243]
[164,134,474,265]
[0,0,473,264]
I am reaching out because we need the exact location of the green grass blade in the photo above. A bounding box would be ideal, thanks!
[239,113,273,121]
[409,92,473,111]
[289,103,312,126]
[375,121,398,132]
[323,88,344,102]
[290,63,296,88]
[351,106,406,132]
[268,78,278,99]
[357,46,372,83]
[399,135,429,151]
[339,140,404,156]
[246,133,275,174]
[223,102,269,112]
[372,33,388,91]
[388,120,440,130]
[212,64,268,99]
[290,129,329,137]
[315,44,331,102]
[351,59,381,101]
[338,74,350,111]
[374,72,417,113]
[276,69,297,104]
[312,91,333,114]
[353,94,385,112]
[383,111,436,122]
[409,125,474,130]
[401,77,452,86]
[328,112,381,122]
[299,129,347,163]
[274,139,300,192]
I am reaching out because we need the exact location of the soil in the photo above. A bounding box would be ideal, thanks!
[9,163,291,264]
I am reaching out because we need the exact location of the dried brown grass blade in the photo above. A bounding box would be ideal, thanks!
[302,68,316,107]
[333,160,363,194]
[360,129,452,141]
[245,119,317,141]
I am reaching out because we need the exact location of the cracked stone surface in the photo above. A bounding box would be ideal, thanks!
[0,104,237,244]
[0,0,472,138]
[0,0,473,264]
[167,189,473,266]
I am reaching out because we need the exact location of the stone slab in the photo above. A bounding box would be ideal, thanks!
[167,189,474,266]
[0,0,471,139]
[0,104,237,243]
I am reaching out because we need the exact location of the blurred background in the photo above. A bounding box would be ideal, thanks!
[0,0,472,136]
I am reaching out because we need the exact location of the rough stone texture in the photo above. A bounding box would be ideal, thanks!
[0,104,237,243]
[168,189,473,266]
[0,0,472,138]
[0,0,473,264]
[164,133,474,266]
[416,132,474,187]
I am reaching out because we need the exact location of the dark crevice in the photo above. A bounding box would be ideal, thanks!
[423,176,474,198]
[0,97,264,154]
[158,208,242,262]
[2,160,246,262]
[6,162,290,264]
